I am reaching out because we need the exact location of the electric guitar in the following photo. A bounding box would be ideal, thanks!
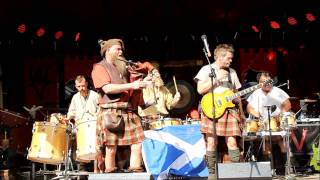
[201,79,273,119]
[309,138,320,171]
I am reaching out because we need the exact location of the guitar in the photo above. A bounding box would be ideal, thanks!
[309,137,320,171]
[201,79,273,119]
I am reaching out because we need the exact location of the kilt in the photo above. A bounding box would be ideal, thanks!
[200,108,241,136]
[96,108,145,146]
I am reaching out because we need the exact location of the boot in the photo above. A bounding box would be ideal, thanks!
[206,151,216,180]
[228,149,240,162]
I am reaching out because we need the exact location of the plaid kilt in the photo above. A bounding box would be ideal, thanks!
[200,108,241,136]
[96,108,145,146]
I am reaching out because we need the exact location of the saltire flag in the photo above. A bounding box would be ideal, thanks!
[142,124,208,180]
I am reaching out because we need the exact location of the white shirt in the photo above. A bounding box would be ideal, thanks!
[67,90,100,120]
[247,87,289,121]
[194,64,242,93]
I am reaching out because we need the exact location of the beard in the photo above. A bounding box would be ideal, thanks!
[80,90,88,97]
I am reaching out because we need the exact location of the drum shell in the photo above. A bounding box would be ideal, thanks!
[148,118,181,130]
[27,121,67,165]
[75,115,97,162]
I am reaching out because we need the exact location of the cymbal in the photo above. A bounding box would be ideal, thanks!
[289,97,299,100]
[301,99,317,103]
[0,108,28,127]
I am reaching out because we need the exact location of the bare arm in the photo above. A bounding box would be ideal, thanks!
[281,99,291,112]
[101,80,149,94]
[246,103,260,118]
[197,78,219,95]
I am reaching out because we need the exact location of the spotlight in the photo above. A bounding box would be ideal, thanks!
[287,17,298,26]
[17,23,26,33]
[306,13,316,22]
[36,27,45,37]
[270,21,280,29]
[251,25,259,33]
[55,31,63,40]
[75,32,80,42]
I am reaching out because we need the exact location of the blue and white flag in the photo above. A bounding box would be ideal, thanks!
[142,124,208,180]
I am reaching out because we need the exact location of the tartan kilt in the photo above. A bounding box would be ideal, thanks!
[200,108,241,136]
[96,108,145,146]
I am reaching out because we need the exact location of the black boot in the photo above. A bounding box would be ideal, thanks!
[228,149,240,162]
[206,151,216,180]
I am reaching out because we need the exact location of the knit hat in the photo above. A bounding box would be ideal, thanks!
[98,39,124,57]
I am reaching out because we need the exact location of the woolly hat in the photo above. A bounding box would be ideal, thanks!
[98,39,124,57]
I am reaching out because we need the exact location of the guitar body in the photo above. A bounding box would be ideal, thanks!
[200,89,235,119]
[310,143,320,171]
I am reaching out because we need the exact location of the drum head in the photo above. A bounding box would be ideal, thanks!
[166,80,196,114]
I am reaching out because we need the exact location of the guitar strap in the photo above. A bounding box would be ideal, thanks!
[227,68,235,90]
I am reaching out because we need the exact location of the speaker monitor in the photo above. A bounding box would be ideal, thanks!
[218,161,272,180]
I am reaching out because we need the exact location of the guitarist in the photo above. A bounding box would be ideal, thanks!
[246,71,291,175]
[194,44,242,180]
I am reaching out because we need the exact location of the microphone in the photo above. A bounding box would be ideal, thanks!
[264,105,277,113]
[201,35,211,57]
[287,80,290,89]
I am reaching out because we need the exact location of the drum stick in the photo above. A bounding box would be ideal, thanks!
[173,75,179,93]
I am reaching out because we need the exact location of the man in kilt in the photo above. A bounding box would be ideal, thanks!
[194,44,243,179]
[91,38,153,173]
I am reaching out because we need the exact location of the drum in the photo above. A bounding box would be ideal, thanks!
[245,119,259,135]
[183,119,201,125]
[263,117,279,131]
[75,113,97,162]
[148,118,182,130]
[27,121,67,164]
[49,113,66,124]
[280,112,296,129]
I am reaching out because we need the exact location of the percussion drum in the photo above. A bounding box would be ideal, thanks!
[263,117,279,131]
[148,118,181,130]
[27,121,67,164]
[280,112,296,129]
[183,119,201,125]
[75,113,97,162]
[49,113,66,124]
[245,119,259,135]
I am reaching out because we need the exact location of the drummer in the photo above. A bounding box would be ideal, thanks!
[138,65,181,119]
[246,71,291,174]
[66,75,100,171]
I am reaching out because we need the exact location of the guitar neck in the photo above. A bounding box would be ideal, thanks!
[228,83,262,101]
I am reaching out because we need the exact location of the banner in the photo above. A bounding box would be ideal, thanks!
[142,125,208,180]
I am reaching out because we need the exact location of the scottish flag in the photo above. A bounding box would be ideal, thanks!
[142,124,208,180]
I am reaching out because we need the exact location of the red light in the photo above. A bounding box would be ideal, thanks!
[270,21,280,29]
[306,13,316,22]
[282,50,288,56]
[55,31,63,40]
[251,25,259,33]
[267,51,276,61]
[75,32,80,42]
[287,17,297,26]
[17,24,26,33]
[36,27,45,37]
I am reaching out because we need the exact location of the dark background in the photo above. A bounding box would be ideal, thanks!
[0,0,320,116]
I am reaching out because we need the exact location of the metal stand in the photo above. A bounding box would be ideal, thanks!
[265,106,276,176]
[283,116,296,180]
[202,37,218,179]
[51,122,79,180]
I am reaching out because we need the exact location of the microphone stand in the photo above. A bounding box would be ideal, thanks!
[265,106,275,176]
[203,48,218,179]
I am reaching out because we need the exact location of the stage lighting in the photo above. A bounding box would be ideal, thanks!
[55,31,63,40]
[251,25,259,33]
[306,13,316,22]
[75,32,80,42]
[270,21,280,29]
[36,27,45,37]
[287,17,298,26]
[17,24,26,33]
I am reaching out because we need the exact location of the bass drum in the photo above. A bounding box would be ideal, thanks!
[27,122,67,164]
